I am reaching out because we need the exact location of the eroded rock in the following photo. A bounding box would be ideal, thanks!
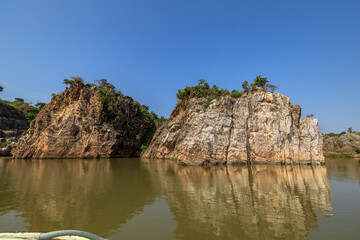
[142,90,324,165]
[11,83,155,159]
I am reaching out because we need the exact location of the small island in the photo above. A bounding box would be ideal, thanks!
[142,76,325,165]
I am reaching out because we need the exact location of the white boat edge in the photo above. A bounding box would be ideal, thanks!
[0,230,106,240]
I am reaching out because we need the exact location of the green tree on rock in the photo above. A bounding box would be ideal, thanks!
[265,83,278,93]
[63,76,84,87]
[15,98,24,103]
[35,102,46,110]
[242,81,249,90]
[253,75,268,87]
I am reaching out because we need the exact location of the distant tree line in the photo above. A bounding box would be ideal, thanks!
[324,127,358,137]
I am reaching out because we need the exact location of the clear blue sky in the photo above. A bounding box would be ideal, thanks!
[0,0,359,133]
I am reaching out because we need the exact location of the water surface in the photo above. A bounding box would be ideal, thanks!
[0,157,359,239]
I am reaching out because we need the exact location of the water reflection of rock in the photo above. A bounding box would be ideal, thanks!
[1,158,156,237]
[143,159,333,240]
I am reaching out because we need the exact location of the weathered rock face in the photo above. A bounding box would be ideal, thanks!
[142,90,324,165]
[323,133,360,156]
[12,84,155,159]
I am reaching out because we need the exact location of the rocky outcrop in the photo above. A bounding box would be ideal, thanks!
[11,83,155,159]
[323,133,360,157]
[142,89,324,165]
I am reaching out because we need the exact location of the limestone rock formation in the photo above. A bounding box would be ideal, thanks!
[142,89,324,165]
[12,83,155,159]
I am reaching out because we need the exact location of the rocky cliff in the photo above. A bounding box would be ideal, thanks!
[12,83,155,159]
[323,133,360,157]
[142,88,324,165]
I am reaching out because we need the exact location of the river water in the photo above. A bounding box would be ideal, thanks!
[0,157,359,240]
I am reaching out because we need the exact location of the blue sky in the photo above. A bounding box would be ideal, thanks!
[0,0,359,133]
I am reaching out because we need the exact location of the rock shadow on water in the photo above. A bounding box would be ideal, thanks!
[142,158,333,240]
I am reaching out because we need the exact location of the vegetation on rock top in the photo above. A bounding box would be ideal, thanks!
[62,76,165,124]
[176,75,278,108]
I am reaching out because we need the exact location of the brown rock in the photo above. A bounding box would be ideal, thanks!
[323,132,360,156]
[11,83,155,159]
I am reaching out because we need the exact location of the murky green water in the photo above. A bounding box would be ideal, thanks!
[0,157,359,240]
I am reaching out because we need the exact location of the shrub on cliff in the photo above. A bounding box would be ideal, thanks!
[176,76,278,105]
[242,81,249,90]
[63,76,84,87]
[35,102,46,110]
[230,90,242,98]
[97,88,116,103]
[176,79,232,105]
[94,79,117,103]
[253,75,269,87]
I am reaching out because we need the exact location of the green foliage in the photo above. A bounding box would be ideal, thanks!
[63,76,84,87]
[95,79,117,103]
[95,79,115,89]
[176,76,278,106]
[335,140,344,148]
[348,127,353,133]
[354,148,360,154]
[15,98,24,103]
[253,75,269,87]
[306,114,314,118]
[206,94,219,108]
[86,83,96,87]
[135,102,165,124]
[157,116,166,122]
[265,83,278,93]
[176,87,191,100]
[242,81,249,90]
[325,131,353,137]
[51,93,56,97]
[35,102,46,110]
[140,145,148,151]
[176,79,234,105]
[1,141,11,148]
[230,90,242,98]
[97,88,116,103]
[0,99,40,122]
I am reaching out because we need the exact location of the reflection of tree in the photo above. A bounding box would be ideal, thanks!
[0,158,156,237]
[143,159,333,240]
